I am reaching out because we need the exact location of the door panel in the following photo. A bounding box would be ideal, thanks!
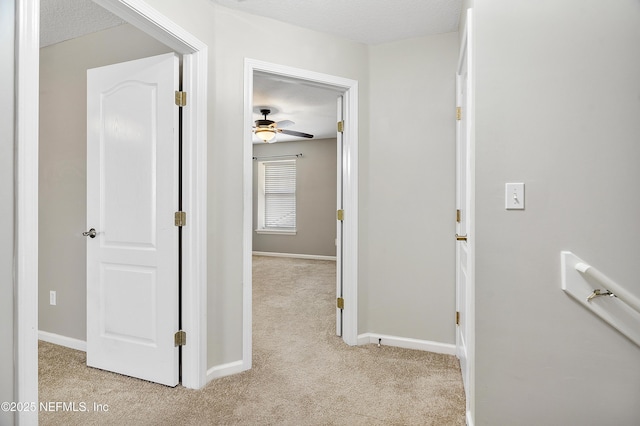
[102,82,157,247]
[86,53,180,387]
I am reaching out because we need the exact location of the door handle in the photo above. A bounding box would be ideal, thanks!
[83,228,97,238]
[455,234,467,241]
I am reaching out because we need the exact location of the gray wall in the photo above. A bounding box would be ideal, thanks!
[474,1,640,424]
[135,0,458,365]
[39,24,172,340]
[252,139,337,257]
[143,0,371,366]
[38,0,461,371]
[0,0,15,423]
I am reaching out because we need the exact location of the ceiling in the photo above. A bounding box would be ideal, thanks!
[40,0,462,143]
[40,0,125,48]
[252,73,342,144]
[210,0,462,45]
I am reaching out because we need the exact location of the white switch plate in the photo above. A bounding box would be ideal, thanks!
[505,183,525,210]
[50,290,56,306]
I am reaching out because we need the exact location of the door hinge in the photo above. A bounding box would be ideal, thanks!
[174,330,187,346]
[175,91,187,107]
[174,211,187,227]
[456,106,462,121]
[337,297,344,310]
[456,311,460,326]
[456,209,461,223]
[337,120,344,133]
[337,209,344,221]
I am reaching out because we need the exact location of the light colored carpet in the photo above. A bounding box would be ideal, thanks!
[39,256,465,425]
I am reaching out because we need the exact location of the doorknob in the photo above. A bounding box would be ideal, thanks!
[455,234,467,241]
[83,228,97,238]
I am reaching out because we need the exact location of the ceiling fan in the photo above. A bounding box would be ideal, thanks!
[253,108,314,143]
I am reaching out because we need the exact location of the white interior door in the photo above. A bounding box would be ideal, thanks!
[456,9,475,421]
[86,53,180,387]
[336,95,344,336]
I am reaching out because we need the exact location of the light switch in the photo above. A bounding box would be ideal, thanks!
[505,183,525,210]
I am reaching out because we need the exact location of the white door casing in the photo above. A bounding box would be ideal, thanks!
[16,3,208,422]
[456,9,476,425]
[243,59,359,369]
[86,53,180,387]
[336,95,344,336]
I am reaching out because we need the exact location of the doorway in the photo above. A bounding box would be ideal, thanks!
[242,59,359,369]
[251,72,340,356]
[16,1,208,419]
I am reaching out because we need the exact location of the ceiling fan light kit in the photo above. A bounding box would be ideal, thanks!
[253,108,314,143]
[255,127,277,143]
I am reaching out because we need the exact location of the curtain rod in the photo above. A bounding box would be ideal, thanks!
[252,153,303,160]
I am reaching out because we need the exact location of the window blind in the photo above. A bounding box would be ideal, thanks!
[263,160,296,229]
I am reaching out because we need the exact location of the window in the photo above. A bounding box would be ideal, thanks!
[257,160,296,234]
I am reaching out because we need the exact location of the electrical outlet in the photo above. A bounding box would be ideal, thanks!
[50,291,56,306]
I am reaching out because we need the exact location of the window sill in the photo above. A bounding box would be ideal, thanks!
[255,229,297,236]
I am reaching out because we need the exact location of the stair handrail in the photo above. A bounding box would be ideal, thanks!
[575,262,640,314]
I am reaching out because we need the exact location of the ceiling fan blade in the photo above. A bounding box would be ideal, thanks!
[277,120,295,128]
[279,129,314,138]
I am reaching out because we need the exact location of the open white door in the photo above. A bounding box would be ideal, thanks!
[336,95,344,336]
[456,9,475,423]
[86,53,180,387]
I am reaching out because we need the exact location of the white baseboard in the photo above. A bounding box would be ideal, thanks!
[38,330,87,352]
[206,360,247,383]
[357,333,456,356]
[466,411,474,426]
[252,251,336,261]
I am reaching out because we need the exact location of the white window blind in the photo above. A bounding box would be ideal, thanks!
[261,160,296,230]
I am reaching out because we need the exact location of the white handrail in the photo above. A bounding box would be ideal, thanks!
[575,262,640,314]
[562,251,640,348]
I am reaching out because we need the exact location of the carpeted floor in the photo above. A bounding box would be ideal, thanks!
[39,256,465,425]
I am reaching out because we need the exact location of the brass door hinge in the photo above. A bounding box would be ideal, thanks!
[337,297,344,310]
[175,211,187,227]
[174,330,187,346]
[456,107,462,121]
[337,120,344,133]
[456,209,461,223]
[456,311,460,326]
[175,91,187,107]
[337,209,344,221]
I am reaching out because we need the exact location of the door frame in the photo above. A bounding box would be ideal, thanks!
[242,59,359,369]
[15,0,208,420]
[456,8,476,426]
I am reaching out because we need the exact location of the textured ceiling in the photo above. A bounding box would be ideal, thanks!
[211,0,462,45]
[40,0,462,143]
[40,0,125,47]
[42,0,462,48]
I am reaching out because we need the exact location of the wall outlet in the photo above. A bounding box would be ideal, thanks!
[50,290,56,306]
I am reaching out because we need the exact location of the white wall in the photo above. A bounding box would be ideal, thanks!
[39,24,172,340]
[366,32,459,343]
[253,139,337,257]
[0,0,15,423]
[474,1,640,424]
